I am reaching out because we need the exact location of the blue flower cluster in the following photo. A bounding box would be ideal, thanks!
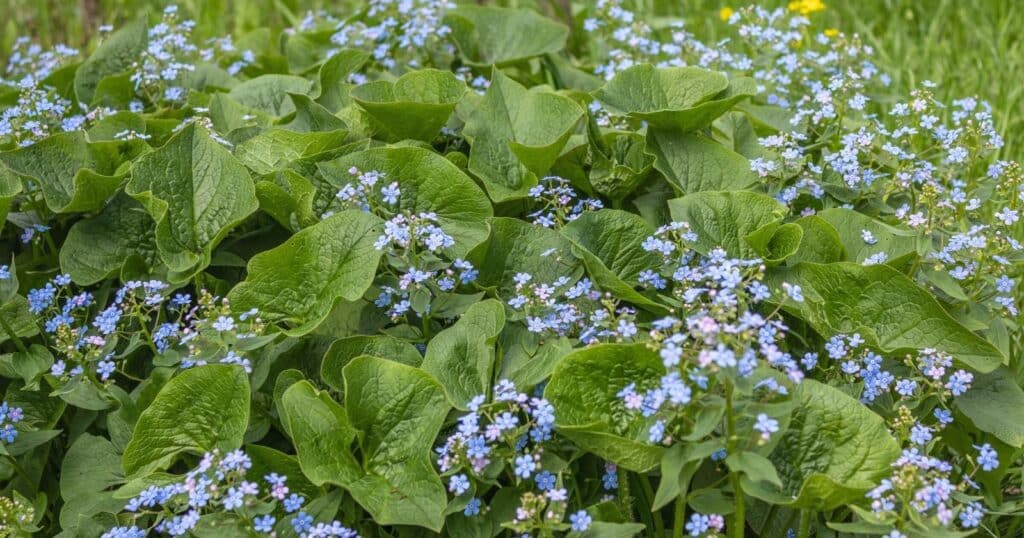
[0,401,24,444]
[527,176,604,229]
[103,449,359,537]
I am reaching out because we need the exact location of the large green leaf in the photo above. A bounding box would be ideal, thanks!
[815,208,918,266]
[789,215,846,264]
[59,434,125,531]
[344,356,451,530]
[0,166,23,233]
[956,368,1024,448]
[323,146,493,257]
[59,193,158,285]
[74,17,148,104]
[280,380,363,485]
[668,190,787,258]
[646,130,758,194]
[445,6,569,66]
[422,299,505,408]
[0,131,146,213]
[315,49,370,112]
[122,365,250,476]
[770,263,1004,372]
[595,66,755,131]
[560,209,665,310]
[351,69,465,142]
[126,123,258,278]
[463,69,584,202]
[545,344,665,472]
[228,210,383,336]
[320,335,423,392]
[467,217,581,299]
[745,380,899,510]
[235,128,349,175]
[227,74,314,117]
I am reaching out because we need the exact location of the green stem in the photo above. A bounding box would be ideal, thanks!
[798,509,812,538]
[631,474,657,534]
[673,495,685,538]
[637,476,664,535]
[725,379,745,538]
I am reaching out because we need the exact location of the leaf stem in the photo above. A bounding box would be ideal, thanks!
[673,495,685,538]
[798,509,812,538]
[637,475,664,535]
[0,310,28,353]
[725,378,745,538]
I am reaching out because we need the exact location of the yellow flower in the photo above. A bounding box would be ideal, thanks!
[719,7,734,21]
[788,0,826,15]
[824,28,839,37]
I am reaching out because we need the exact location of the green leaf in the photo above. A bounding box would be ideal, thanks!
[122,365,250,476]
[788,215,846,264]
[316,49,370,112]
[279,380,362,485]
[255,169,318,231]
[59,434,125,531]
[280,93,348,133]
[321,335,423,392]
[746,380,899,510]
[646,130,757,194]
[595,66,755,131]
[545,343,665,472]
[498,325,572,390]
[463,69,584,202]
[74,17,148,104]
[59,193,158,285]
[0,131,146,213]
[351,69,465,142]
[0,166,23,234]
[126,123,258,278]
[445,6,569,66]
[560,209,665,311]
[235,128,349,175]
[323,146,493,257]
[744,221,804,264]
[422,299,505,408]
[726,451,782,488]
[228,210,384,336]
[0,296,40,346]
[0,345,52,387]
[815,208,918,266]
[770,262,1004,373]
[227,74,314,117]
[668,190,787,258]
[956,368,1024,448]
[467,217,581,300]
[651,442,718,510]
[344,356,451,530]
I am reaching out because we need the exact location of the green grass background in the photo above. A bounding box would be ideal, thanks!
[2,0,1022,157]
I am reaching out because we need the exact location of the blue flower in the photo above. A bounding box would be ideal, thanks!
[569,510,592,532]
[449,473,470,495]
[291,512,314,533]
[464,497,482,516]
[975,443,999,471]
[253,515,276,533]
[283,493,305,513]
[514,455,535,479]
[535,470,556,491]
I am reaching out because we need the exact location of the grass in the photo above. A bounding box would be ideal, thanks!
[2,0,1023,156]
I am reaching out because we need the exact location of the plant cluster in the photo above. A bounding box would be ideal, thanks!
[0,1,1022,537]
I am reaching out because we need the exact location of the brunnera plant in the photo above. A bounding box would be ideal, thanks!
[0,1,1022,537]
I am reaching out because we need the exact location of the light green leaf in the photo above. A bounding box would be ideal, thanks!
[467,217,581,300]
[788,215,846,264]
[815,208,918,266]
[122,365,250,476]
[0,166,21,234]
[351,69,465,142]
[445,6,569,66]
[595,66,755,132]
[770,263,1004,373]
[344,356,451,530]
[668,190,787,258]
[545,344,665,472]
[228,210,383,336]
[0,296,40,345]
[560,209,665,311]
[74,17,148,104]
[422,300,505,408]
[321,335,423,392]
[746,380,899,510]
[279,380,363,485]
[726,451,782,488]
[235,128,349,175]
[744,221,804,264]
[316,49,370,112]
[498,325,572,390]
[323,146,493,257]
[464,69,584,202]
[59,193,158,285]
[126,123,258,278]
[956,368,1024,448]
[0,131,146,213]
[255,170,318,231]
[228,74,314,117]
[646,130,757,194]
